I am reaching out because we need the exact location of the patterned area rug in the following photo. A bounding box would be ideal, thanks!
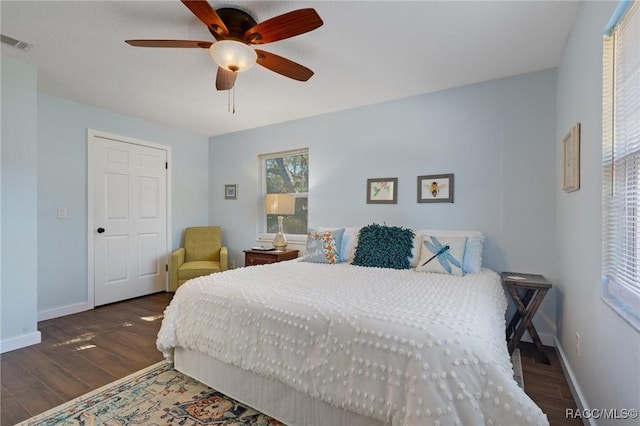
[19,354,525,425]
[17,361,284,426]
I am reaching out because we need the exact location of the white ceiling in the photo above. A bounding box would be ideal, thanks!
[1,1,579,137]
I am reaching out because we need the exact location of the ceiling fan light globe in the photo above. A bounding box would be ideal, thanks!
[210,40,257,72]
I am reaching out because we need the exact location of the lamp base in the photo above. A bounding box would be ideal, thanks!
[272,216,288,250]
[272,237,288,250]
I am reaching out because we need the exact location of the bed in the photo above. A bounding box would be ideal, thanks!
[157,226,549,426]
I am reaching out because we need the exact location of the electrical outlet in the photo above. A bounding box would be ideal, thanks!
[229,260,236,269]
[575,332,581,357]
[57,207,67,219]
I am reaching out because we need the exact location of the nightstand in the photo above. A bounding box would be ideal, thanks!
[501,272,552,365]
[243,249,299,266]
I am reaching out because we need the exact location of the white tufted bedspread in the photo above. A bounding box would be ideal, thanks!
[157,260,548,426]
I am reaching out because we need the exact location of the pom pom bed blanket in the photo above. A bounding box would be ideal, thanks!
[158,261,548,426]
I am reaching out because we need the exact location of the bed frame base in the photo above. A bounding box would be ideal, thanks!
[174,347,388,426]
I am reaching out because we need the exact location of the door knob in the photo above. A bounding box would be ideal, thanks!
[97,227,105,233]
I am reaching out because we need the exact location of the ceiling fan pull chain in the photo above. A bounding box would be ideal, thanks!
[226,84,236,114]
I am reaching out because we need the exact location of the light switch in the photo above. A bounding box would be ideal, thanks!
[57,207,67,219]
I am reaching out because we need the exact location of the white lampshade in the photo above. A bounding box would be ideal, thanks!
[209,40,257,72]
[265,194,296,215]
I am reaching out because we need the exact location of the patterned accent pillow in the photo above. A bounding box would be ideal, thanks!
[302,228,345,264]
[351,223,414,269]
[410,229,484,273]
[415,235,467,276]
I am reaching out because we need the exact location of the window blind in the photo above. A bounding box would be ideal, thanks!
[603,0,640,325]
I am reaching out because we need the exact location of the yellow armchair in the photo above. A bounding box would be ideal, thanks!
[170,226,228,291]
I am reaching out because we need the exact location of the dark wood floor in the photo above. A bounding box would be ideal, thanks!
[518,342,582,426]
[1,292,581,426]
[1,292,172,425]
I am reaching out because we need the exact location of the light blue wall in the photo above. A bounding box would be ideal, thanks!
[1,56,210,348]
[556,1,639,422]
[209,69,558,343]
[1,58,41,350]
[36,94,211,313]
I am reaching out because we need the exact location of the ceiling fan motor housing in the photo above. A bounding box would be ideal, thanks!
[212,8,258,42]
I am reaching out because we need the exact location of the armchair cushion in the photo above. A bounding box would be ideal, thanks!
[178,261,222,280]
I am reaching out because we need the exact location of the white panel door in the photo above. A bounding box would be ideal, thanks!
[93,137,167,306]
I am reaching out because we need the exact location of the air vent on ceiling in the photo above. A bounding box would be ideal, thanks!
[1,34,31,51]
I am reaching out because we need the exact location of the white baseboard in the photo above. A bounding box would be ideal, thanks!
[1,302,92,353]
[520,330,556,347]
[0,330,41,353]
[540,331,555,347]
[554,336,596,426]
[38,301,92,321]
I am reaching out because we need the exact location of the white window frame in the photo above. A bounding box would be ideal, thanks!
[256,148,309,245]
[602,0,640,332]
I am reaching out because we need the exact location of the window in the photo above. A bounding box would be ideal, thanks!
[258,149,309,241]
[602,0,640,330]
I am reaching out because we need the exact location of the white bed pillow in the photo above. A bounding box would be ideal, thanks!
[340,227,361,263]
[411,229,485,273]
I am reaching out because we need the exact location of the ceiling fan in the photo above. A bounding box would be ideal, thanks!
[125,1,323,91]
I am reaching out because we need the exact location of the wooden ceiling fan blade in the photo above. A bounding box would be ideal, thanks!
[216,67,237,90]
[245,9,323,44]
[125,40,212,48]
[255,49,314,82]
[181,0,229,36]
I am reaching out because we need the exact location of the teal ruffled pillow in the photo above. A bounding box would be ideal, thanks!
[352,223,415,269]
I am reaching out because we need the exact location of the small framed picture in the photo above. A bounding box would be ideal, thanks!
[224,184,237,200]
[417,174,454,203]
[562,123,580,192]
[366,178,398,204]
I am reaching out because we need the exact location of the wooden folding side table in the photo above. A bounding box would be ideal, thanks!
[501,272,552,365]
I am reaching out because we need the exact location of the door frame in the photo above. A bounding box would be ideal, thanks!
[87,129,172,308]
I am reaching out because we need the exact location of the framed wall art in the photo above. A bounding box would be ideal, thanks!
[224,184,237,200]
[562,122,580,192]
[366,178,397,204]
[417,174,454,203]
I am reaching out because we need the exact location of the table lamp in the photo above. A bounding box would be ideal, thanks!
[265,193,295,249]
